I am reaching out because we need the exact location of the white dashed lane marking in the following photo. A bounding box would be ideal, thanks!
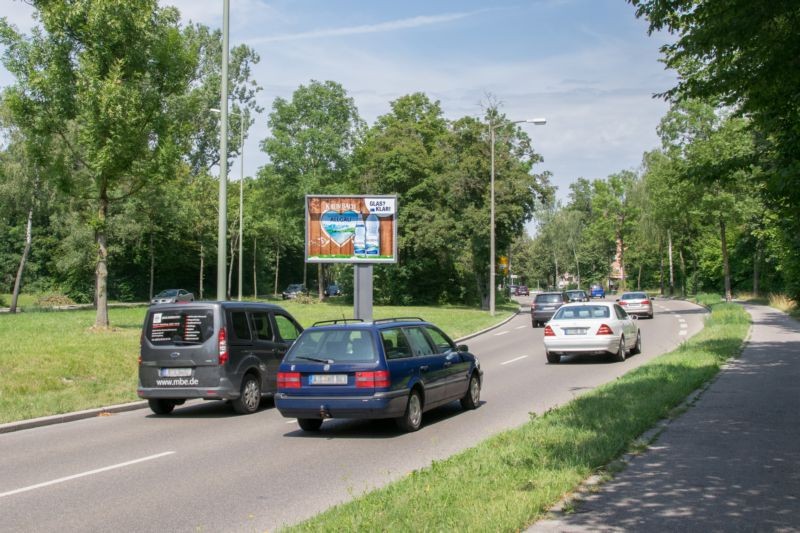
[0,452,175,499]
[501,355,529,365]
[495,330,510,336]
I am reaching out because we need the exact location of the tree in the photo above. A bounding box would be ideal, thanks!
[262,80,364,298]
[0,1,195,327]
[628,0,800,299]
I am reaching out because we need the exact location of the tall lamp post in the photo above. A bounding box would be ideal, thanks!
[217,0,230,301]
[211,108,247,301]
[490,117,546,316]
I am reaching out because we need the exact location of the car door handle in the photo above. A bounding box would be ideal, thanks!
[419,365,429,372]
[443,361,452,367]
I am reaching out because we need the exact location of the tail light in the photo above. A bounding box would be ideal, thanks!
[277,372,301,389]
[618,300,627,306]
[543,325,555,337]
[218,328,229,365]
[355,370,391,388]
[597,324,613,335]
[641,300,650,305]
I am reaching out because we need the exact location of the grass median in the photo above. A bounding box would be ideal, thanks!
[0,300,517,424]
[284,296,750,532]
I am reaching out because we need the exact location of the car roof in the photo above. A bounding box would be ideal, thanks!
[149,301,286,311]
[307,317,432,330]
[561,301,613,307]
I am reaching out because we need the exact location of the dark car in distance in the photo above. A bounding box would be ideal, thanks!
[138,301,303,415]
[324,283,342,297]
[566,289,589,302]
[275,317,483,432]
[281,283,308,300]
[531,291,569,327]
[515,285,530,296]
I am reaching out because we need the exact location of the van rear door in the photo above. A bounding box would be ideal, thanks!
[140,306,220,388]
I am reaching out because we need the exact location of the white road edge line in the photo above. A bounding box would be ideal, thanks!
[501,355,529,365]
[0,451,175,499]
[679,330,688,336]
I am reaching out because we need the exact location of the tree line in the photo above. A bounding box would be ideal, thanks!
[0,1,552,327]
[516,1,800,302]
[1,1,798,328]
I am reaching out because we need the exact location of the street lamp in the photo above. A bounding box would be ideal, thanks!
[490,117,546,316]
[211,107,248,301]
[217,0,230,301]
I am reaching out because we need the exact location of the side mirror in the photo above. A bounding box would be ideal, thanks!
[615,298,620,302]
[631,314,639,320]
[457,344,469,352]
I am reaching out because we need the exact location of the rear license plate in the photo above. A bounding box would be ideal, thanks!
[564,328,588,335]
[309,374,347,385]
[159,368,193,377]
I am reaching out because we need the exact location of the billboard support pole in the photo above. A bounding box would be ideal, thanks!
[354,264,373,322]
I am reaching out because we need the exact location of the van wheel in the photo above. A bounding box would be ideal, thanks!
[460,374,481,410]
[148,399,175,415]
[396,390,423,432]
[233,374,261,414]
[297,418,323,431]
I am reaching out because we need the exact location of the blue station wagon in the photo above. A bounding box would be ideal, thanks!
[275,318,483,432]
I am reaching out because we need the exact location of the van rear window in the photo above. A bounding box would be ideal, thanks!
[147,309,214,345]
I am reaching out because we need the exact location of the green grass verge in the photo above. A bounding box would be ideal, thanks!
[0,301,516,424]
[283,299,750,532]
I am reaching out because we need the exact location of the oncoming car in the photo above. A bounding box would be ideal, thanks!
[542,302,641,364]
[275,318,483,432]
[590,284,606,299]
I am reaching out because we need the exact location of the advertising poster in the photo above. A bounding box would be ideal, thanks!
[305,195,398,263]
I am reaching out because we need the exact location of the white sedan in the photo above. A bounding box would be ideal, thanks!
[542,302,641,364]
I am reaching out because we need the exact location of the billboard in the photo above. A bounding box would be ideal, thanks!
[305,195,398,263]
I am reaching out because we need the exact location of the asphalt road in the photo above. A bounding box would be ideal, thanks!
[0,297,707,532]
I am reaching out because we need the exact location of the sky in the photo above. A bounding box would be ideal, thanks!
[0,0,676,206]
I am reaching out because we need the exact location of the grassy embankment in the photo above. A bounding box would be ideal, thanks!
[0,299,517,424]
[283,294,751,532]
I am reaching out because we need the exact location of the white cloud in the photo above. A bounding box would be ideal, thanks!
[247,11,482,44]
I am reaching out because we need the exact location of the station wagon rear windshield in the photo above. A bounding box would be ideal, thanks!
[536,293,564,303]
[286,329,377,363]
[553,305,611,320]
[146,309,214,345]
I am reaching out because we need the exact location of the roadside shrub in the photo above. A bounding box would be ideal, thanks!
[36,293,76,307]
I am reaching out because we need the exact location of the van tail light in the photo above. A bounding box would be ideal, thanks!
[277,372,301,389]
[355,370,390,388]
[530,304,536,311]
[597,324,613,335]
[543,325,555,337]
[218,328,229,365]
